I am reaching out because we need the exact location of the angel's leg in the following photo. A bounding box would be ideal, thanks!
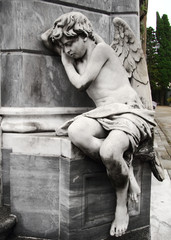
[100,130,130,237]
[68,116,107,160]
[125,152,141,202]
[129,164,141,202]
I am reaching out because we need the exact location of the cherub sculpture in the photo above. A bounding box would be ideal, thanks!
[41,12,164,238]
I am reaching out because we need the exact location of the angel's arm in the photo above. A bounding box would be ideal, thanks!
[62,43,109,90]
[41,28,61,55]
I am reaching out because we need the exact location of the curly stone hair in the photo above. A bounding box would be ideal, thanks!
[50,12,95,44]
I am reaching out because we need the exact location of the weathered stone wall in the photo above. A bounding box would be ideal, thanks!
[0,0,139,108]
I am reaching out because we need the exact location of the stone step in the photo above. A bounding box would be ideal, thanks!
[0,206,16,240]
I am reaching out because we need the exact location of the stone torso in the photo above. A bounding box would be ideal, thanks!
[76,48,142,108]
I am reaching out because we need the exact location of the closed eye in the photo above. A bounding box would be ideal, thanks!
[64,41,73,47]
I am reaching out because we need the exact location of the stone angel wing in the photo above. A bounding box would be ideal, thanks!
[110,17,165,181]
[110,17,153,110]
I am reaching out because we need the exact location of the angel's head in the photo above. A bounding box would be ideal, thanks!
[48,12,97,58]
[50,12,95,45]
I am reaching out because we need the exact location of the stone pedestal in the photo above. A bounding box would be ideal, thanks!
[1,133,152,240]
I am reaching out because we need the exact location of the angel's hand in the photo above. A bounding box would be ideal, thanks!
[61,50,75,66]
[41,28,53,44]
[41,27,61,55]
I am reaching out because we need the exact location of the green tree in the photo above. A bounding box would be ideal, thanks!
[156,12,171,104]
[146,27,159,89]
[147,13,171,105]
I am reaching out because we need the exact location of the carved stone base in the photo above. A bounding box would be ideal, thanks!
[1,133,151,240]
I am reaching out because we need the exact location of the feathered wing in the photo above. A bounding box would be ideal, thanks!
[110,17,165,181]
[110,17,153,110]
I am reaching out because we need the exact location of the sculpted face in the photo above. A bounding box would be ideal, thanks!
[60,36,87,59]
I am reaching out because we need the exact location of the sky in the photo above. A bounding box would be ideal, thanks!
[147,0,171,29]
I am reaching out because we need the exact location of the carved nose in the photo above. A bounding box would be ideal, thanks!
[66,49,71,55]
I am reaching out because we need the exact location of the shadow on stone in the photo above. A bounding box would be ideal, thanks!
[0,206,16,240]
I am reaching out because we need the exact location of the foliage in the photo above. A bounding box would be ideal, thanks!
[146,27,159,89]
[156,13,171,87]
[167,97,171,103]
[146,12,171,105]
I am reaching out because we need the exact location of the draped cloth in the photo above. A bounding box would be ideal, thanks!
[56,103,156,152]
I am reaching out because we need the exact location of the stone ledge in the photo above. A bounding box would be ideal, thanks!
[2,133,61,156]
[0,107,92,115]
[2,133,84,159]
[2,132,156,161]
[0,107,92,132]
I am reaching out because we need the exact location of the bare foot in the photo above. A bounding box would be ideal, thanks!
[110,205,129,237]
[129,165,141,202]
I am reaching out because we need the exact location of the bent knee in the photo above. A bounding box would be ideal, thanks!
[100,143,124,163]
[68,122,79,139]
[68,123,81,144]
[68,118,91,146]
[99,144,113,161]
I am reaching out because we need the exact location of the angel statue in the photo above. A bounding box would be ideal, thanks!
[41,12,164,238]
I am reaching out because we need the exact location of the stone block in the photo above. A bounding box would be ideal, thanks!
[53,0,112,13]
[61,137,85,159]
[0,0,23,50]
[24,1,110,47]
[35,0,139,14]
[10,154,60,239]
[1,148,12,206]
[59,156,151,240]
[2,133,61,156]
[2,134,152,239]
[1,52,94,107]
[59,156,115,240]
[0,0,110,52]
[111,0,139,13]
[0,0,140,52]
